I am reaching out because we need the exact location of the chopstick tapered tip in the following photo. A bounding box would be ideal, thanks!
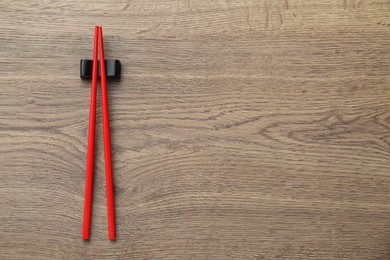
[82,232,90,240]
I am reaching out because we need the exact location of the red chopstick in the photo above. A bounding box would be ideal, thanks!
[98,26,116,240]
[82,26,99,240]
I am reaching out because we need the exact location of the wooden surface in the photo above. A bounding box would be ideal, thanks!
[0,0,389,259]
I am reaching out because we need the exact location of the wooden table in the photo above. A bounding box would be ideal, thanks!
[1,1,389,259]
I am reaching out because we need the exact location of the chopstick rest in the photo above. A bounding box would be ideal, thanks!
[82,26,117,241]
[80,59,121,79]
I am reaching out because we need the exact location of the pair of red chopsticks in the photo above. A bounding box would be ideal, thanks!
[82,26,116,240]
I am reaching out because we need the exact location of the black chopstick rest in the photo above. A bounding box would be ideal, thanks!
[80,59,121,79]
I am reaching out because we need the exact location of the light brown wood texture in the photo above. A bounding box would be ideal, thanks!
[1,0,389,259]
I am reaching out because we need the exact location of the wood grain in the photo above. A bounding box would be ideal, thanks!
[0,0,389,259]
